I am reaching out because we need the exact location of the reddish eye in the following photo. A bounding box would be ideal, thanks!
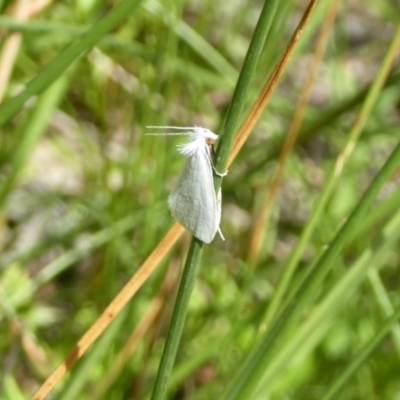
[206,138,216,146]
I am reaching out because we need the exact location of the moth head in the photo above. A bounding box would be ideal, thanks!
[193,127,218,144]
[145,125,219,154]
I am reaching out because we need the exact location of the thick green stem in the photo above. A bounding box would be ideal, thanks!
[150,239,204,400]
[150,1,278,399]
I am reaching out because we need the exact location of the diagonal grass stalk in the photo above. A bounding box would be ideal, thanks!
[320,305,400,400]
[0,76,68,207]
[247,0,339,267]
[261,19,400,331]
[253,195,400,396]
[222,131,400,400]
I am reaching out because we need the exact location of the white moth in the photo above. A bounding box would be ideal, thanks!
[147,126,226,243]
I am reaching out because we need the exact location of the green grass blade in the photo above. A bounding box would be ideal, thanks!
[6,216,138,312]
[253,205,400,396]
[367,269,400,354]
[261,22,400,329]
[215,0,278,175]
[0,0,142,126]
[0,76,67,207]
[143,0,237,81]
[321,307,400,400]
[222,136,400,399]
[150,239,204,400]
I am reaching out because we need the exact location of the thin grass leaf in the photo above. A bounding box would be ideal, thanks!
[261,20,400,331]
[252,204,400,396]
[0,0,142,126]
[222,134,400,400]
[0,76,67,207]
[320,305,400,400]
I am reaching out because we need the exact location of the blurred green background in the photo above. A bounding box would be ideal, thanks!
[1,1,400,399]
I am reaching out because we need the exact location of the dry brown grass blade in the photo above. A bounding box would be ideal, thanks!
[31,223,185,400]
[93,298,164,399]
[31,2,319,398]
[0,0,52,102]
[247,0,339,264]
[227,0,318,168]
[92,260,181,399]
[0,0,30,102]
[8,318,48,376]
[28,0,53,17]
[0,0,53,378]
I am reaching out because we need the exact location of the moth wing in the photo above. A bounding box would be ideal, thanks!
[215,188,223,240]
[168,146,219,243]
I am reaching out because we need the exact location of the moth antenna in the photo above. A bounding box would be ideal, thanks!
[145,126,200,136]
[146,126,200,130]
[145,132,194,136]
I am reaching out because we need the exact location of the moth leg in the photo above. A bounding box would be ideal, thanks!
[213,167,228,177]
[216,188,225,241]
[209,144,228,177]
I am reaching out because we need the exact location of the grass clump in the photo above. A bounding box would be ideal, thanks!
[0,1,400,400]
